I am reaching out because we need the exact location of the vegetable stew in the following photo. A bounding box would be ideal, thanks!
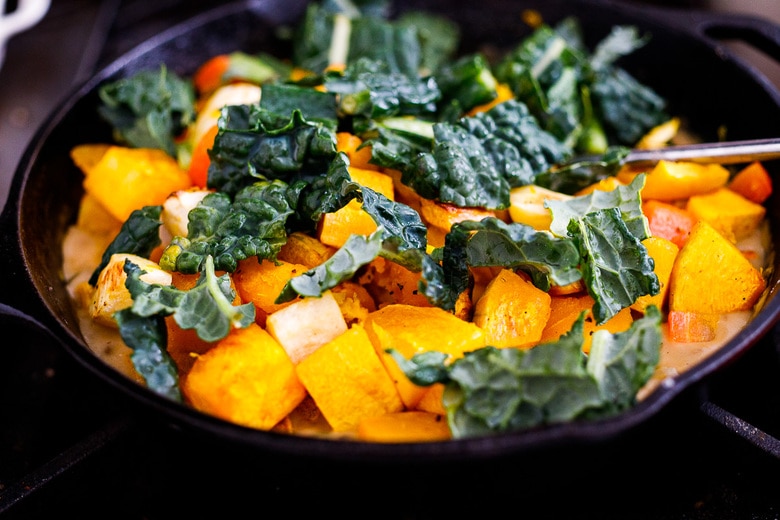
[61,1,773,443]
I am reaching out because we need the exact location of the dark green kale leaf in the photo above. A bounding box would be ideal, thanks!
[546,173,649,240]
[534,145,629,195]
[88,205,162,286]
[389,306,662,438]
[207,101,338,197]
[588,25,668,145]
[123,255,255,342]
[114,308,181,401]
[276,228,385,303]
[433,53,498,120]
[567,208,659,324]
[275,155,428,302]
[115,256,255,401]
[395,10,460,75]
[494,17,668,152]
[98,65,195,156]
[324,58,441,120]
[420,217,581,311]
[404,100,570,209]
[159,180,295,274]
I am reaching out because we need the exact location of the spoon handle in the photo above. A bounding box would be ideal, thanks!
[625,137,780,166]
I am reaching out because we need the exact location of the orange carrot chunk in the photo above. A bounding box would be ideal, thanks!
[193,54,231,95]
[643,199,697,248]
[728,161,773,204]
[188,124,219,188]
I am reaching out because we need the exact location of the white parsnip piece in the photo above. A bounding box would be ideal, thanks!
[90,253,172,328]
[161,188,212,238]
[266,291,348,364]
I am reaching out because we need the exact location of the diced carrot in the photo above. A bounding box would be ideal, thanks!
[728,161,773,204]
[643,199,697,248]
[667,310,718,343]
[193,54,231,94]
[188,124,219,188]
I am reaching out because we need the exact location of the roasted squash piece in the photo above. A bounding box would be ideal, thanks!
[357,256,432,308]
[728,161,773,204]
[295,324,404,432]
[686,187,766,241]
[357,411,451,443]
[667,310,719,343]
[631,236,679,314]
[82,146,192,222]
[183,323,307,430]
[277,231,336,268]
[318,166,395,248]
[619,160,729,201]
[336,132,378,171]
[669,220,766,314]
[539,293,633,353]
[472,268,551,348]
[363,304,486,408]
[233,258,311,326]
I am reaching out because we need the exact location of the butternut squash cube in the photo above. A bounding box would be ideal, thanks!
[686,187,766,241]
[669,220,766,314]
[318,166,395,248]
[619,160,729,201]
[415,384,447,416]
[336,132,378,171]
[76,193,123,236]
[233,258,311,325]
[277,231,336,268]
[357,411,451,443]
[419,197,496,234]
[539,294,633,353]
[357,257,431,307]
[266,291,348,364]
[363,304,486,408]
[82,146,192,222]
[183,323,307,430]
[472,268,552,348]
[295,324,404,432]
[631,236,679,313]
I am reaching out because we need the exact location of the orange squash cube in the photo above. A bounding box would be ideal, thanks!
[472,268,552,348]
[669,220,766,314]
[82,146,192,222]
[357,411,451,443]
[363,304,485,408]
[183,323,307,430]
[295,324,403,432]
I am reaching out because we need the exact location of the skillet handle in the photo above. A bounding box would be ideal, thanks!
[0,201,63,343]
[651,8,780,65]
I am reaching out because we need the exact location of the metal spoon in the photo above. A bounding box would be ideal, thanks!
[623,137,780,166]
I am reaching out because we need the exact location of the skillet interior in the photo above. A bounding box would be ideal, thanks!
[4,0,780,462]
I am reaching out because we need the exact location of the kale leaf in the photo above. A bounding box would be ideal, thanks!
[98,65,195,156]
[88,205,162,286]
[389,306,662,438]
[207,101,338,197]
[159,180,295,273]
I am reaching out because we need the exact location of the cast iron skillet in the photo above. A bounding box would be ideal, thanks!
[2,0,780,463]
